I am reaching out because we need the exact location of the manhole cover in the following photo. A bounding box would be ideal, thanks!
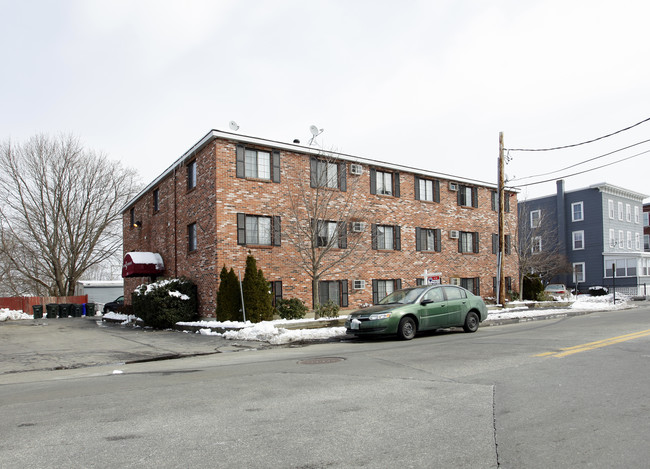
[299,357,345,365]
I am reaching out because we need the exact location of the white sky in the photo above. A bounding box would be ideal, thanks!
[2,0,649,201]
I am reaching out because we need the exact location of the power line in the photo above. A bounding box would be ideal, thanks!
[509,148,650,188]
[509,138,650,183]
[506,116,650,152]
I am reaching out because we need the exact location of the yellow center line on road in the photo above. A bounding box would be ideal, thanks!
[535,329,650,358]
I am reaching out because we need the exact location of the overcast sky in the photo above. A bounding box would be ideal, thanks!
[2,0,649,202]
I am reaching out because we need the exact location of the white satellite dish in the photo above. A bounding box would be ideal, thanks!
[309,125,321,136]
[229,120,240,131]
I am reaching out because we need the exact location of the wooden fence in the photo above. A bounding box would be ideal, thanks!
[0,295,89,314]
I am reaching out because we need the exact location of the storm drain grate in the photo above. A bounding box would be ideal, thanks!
[298,357,345,365]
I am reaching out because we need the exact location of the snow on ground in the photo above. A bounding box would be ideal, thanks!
[0,308,32,321]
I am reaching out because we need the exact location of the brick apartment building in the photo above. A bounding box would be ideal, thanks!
[122,130,518,317]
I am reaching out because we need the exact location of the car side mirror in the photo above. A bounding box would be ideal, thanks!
[420,299,434,306]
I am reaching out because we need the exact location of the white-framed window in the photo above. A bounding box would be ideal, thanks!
[316,220,345,249]
[605,258,637,277]
[530,210,541,228]
[188,222,197,252]
[376,225,394,250]
[244,149,271,180]
[626,231,632,249]
[609,229,615,248]
[374,280,395,303]
[626,204,632,222]
[618,230,624,248]
[618,202,624,221]
[645,234,650,251]
[416,227,440,252]
[532,236,543,253]
[644,211,650,227]
[608,199,615,219]
[573,262,585,283]
[571,201,584,222]
[246,216,272,245]
[458,185,477,207]
[376,171,393,195]
[459,231,479,253]
[317,160,339,189]
[572,231,584,250]
[641,258,650,276]
[635,233,641,250]
[634,206,640,224]
[419,178,435,202]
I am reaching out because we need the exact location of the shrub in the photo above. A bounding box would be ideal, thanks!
[242,255,274,323]
[315,300,340,319]
[276,298,308,320]
[132,277,199,329]
[589,286,608,296]
[216,266,242,321]
[523,276,544,301]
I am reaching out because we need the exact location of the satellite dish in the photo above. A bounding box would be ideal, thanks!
[309,125,320,136]
[229,121,239,131]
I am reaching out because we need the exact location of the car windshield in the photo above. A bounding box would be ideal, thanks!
[378,288,424,305]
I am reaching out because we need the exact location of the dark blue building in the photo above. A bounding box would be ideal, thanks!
[519,180,649,295]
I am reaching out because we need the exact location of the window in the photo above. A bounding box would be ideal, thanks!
[609,229,615,248]
[572,231,584,250]
[237,214,281,246]
[532,236,542,253]
[618,202,623,221]
[187,160,197,190]
[608,200,615,219]
[644,212,649,227]
[573,262,585,283]
[310,158,345,190]
[460,278,480,295]
[459,231,479,253]
[236,145,280,182]
[318,280,348,307]
[188,223,197,252]
[415,228,441,252]
[370,169,399,197]
[605,258,637,277]
[571,202,584,222]
[153,188,159,212]
[618,230,624,248]
[490,191,510,212]
[634,206,640,224]
[415,177,439,202]
[530,210,541,228]
[627,231,632,249]
[641,258,650,276]
[626,204,632,222]
[372,224,401,250]
[493,234,512,254]
[458,185,478,207]
[372,279,402,304]
[316,220,346,249]
[645,234,650,251]
[635,233,641,250]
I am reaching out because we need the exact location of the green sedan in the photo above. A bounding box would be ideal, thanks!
[345,285,488,340]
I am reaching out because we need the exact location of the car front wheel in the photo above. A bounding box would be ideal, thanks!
[397,317,416,340]
[463,311,479,333]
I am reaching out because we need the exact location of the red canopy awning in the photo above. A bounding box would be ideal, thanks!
[122,252,165,278]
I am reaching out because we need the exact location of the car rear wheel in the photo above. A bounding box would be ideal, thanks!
[463,311,479,333]
[397,317,416,340]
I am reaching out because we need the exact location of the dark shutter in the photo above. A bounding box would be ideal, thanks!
[395,279,402,290]
[318,281,328,305]
[491,191,496,211]
[434,180,440,203]
[505,234,511,255]
[414,176,420,200]
[473,232,480,253]
[472,188,479,208]
[457,188,463,206]
[372,279,379,304]
[338,222,347,249]
[415,227,422,251]
[236,145,245,178]
[505,194,510,212]
[370,168,377,194]
[339,162,347,191]
[475,277,480,296]
[371,224,378,250]
[273,216,281,246]
[273,281,282,306]
[237,213,246,245]
[394,225,401,251]
[310,158,318,188]
[272,151,281,183]
[340,280,348,307]
[393,172,400,197]
[435,229,441,252]
[492,234,498,254]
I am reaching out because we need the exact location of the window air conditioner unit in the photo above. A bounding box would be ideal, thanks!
[449,230,460,239]
[353,279,366,290]
[448,182,458,191]
[450,277,461,286]
[352,221,366,233]
[350,164,363,175]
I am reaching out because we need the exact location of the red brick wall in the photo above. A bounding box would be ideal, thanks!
[124,136,519,317]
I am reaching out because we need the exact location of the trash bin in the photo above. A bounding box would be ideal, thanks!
[71,304,83,317]
[58,303,72,318]
[85,303,96,317]
[46,303,59,319]
[32,305,43,319]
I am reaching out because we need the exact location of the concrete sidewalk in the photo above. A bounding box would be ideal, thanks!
[0,316,264,375]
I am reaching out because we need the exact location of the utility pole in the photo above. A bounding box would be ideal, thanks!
[498,132,506,306]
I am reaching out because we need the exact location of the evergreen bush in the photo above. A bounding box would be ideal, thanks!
[216,266,242,321]
[523,275,544,301]
[242,255,274,323]
[315,300,339,319]
[276,298,308,320]
[132,277,199,329]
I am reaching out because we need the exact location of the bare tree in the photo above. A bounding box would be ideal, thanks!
[282,149,372,312]
[516,203,571,298]
[0,134,140,296]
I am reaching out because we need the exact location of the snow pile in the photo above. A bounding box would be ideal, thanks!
[169,290,190,300]
[103,311,141,325]
[198,321,347,345]
[0,308,32,321]
[487,294,630,320]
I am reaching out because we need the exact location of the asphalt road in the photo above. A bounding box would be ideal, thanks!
[1,306,649,468]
